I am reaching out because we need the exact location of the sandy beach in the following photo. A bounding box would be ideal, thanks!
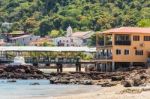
[52,84,150,99]
[53,85,140,99]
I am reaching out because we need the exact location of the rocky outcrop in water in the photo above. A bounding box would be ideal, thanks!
[0,65,45,79]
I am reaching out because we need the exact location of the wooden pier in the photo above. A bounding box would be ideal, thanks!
[0,57,96,72]
[0,46,96,73]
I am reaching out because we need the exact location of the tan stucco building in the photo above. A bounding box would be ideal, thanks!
[96,27,150,72]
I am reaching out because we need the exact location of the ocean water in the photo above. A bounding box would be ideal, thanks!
[0,80,101,99]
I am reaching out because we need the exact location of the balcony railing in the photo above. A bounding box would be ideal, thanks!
[98,41,112,46]
[96,55,112,60]
[115,41,131,45]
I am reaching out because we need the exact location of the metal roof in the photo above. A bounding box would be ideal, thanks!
[0,46,96,52]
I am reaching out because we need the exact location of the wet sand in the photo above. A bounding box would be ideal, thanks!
[22,84,150,99]
[52,85,150,99]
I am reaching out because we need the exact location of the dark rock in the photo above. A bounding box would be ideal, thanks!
[133,78,144,86]
[82,80,93,85]
[1,65,44,79]
[30,82,40,85]
[70,79,77,84]
[0,69,4,74]
[111,76,125,81]
[59,79,70,84]
[50,80,55,84]
[101,82,113,87]
[122,80,133,87]
[15,69,25,73]
[7,79,17,83]
[140,74,149,80]
[85,65,96,72]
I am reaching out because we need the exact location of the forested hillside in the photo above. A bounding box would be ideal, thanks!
[0,0,150,36]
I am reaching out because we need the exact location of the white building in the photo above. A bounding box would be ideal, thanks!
[0,34,5,46]
[54,36,83,46]
[54,26,94,47]
[9,34,40,46]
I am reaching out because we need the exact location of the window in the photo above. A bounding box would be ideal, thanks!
[116,49,121,55]
[133,36,140,41]
[116,35,130,41]
[144,36,150,41]
[124,49,129,55]
[135,50,143,55]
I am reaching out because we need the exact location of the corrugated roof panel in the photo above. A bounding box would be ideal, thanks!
[0,46,96,52]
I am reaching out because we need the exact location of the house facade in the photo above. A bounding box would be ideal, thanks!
[96,27,150,72]
[9,34,40,46]
[54,26,94,47]
[0,34,5,46]
[54,36,83,47]
[0,39,5,46]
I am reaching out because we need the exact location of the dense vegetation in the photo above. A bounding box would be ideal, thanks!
[0,0,150,37]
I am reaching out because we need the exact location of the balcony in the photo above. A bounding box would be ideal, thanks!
[115,34,131,45]
[96,49,112,60]
[97,34,112,47]
[98,41,112,46]
[115,41,131,45]
[96,54,112,60]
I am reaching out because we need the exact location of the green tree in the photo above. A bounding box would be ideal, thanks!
[49,30,60,38]
[138,19,150,27]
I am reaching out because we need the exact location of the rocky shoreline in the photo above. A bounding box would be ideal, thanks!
[49,67,150,87]
[0,65,46,79]
[0,65,150,87]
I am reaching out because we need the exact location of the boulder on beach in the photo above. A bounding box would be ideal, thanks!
[0,69,4,74]
[82,80,93,85]
[111,76,125,81]
[122,80,133,87]
[30,82,40,85]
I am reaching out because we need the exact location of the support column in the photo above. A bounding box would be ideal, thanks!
[96,63,101,72]
[112,62,115,72]
[106,62,108,72]
[104,35,106,46]
[60,64,63,72]
[99,64,102,72]
[130,62,133,67]
[101,64,104,72]
[79,63,81,72]
[76,63,81,72]
[104,63,107,72]
[57,64,59,73]
[76,64,78,72]
[57,63,63,73]
[95,63,98,71]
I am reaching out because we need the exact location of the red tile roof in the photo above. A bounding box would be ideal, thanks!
[102,27,150,34]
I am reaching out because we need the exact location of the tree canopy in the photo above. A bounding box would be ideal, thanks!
[0,0,149,36]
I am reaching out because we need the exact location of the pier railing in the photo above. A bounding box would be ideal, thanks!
[24,57,80,64]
